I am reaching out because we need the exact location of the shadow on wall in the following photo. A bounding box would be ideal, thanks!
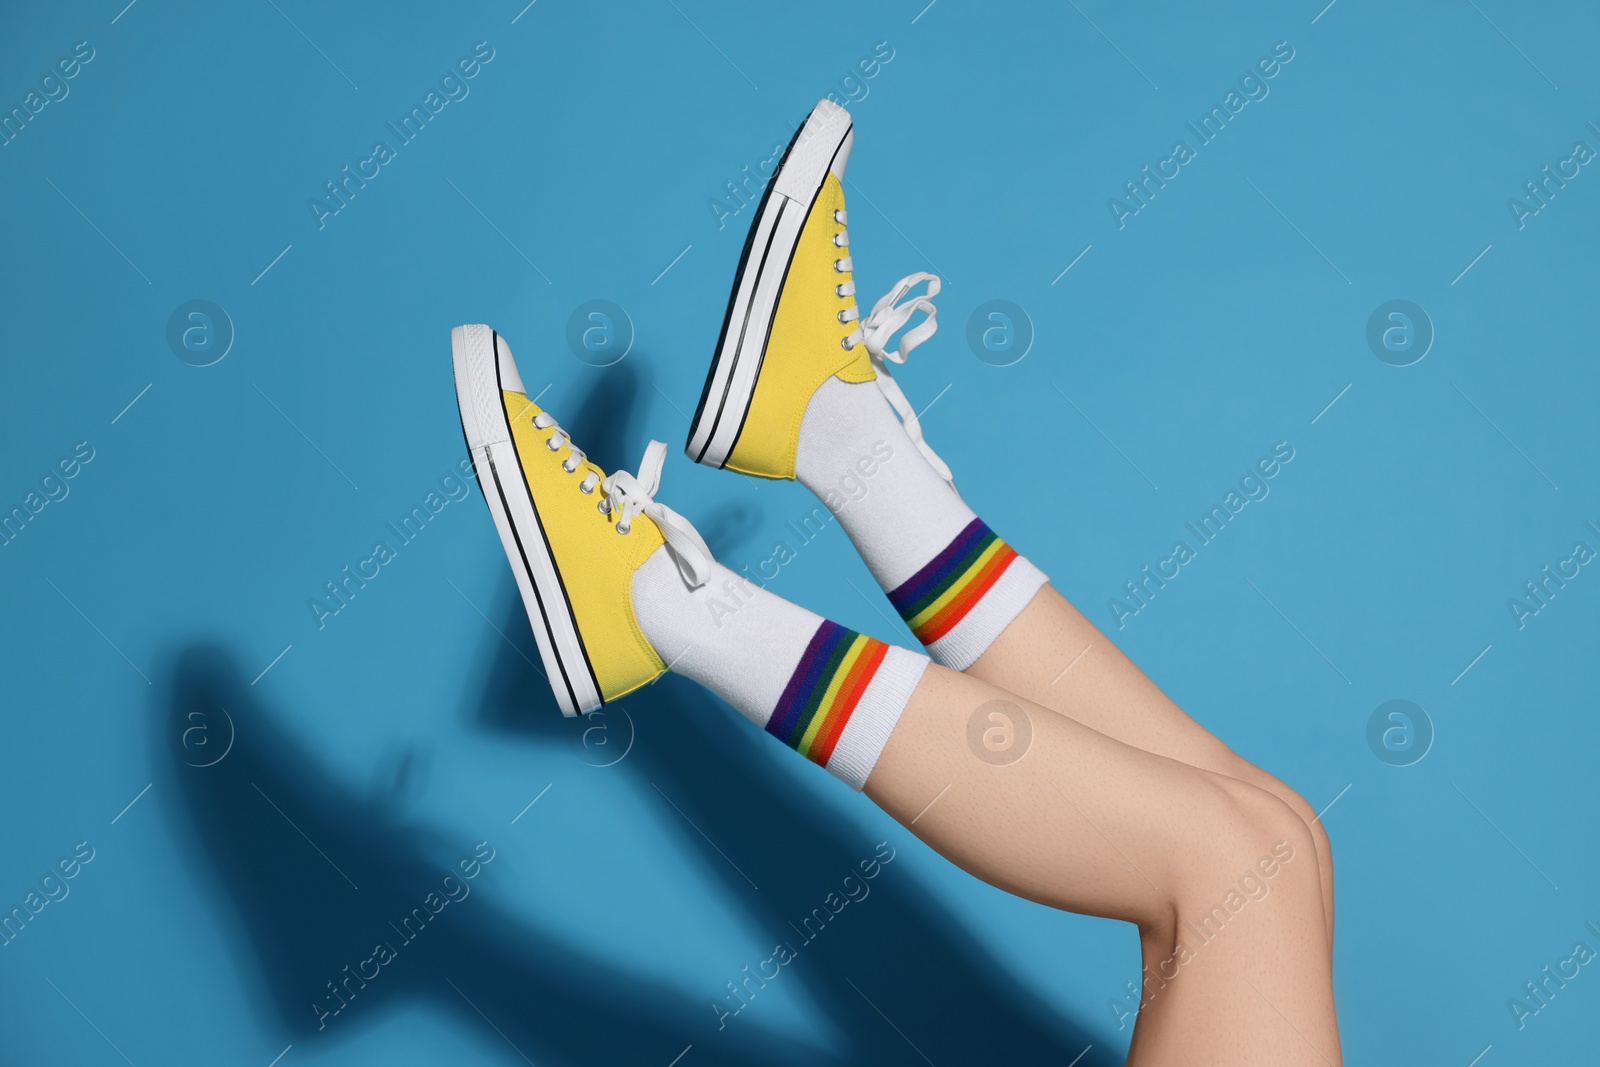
[160,643,792,1065]
[555,359,764,561]
[155,362,1120,1065]
[474,622,1120,1065]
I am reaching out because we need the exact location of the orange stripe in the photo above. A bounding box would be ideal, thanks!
[813,641,887,766]
[801,637,877,757]
[797,635,868,754]
[916,545,1017,643]
[903,538,1008,633]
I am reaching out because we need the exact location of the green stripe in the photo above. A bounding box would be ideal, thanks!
[901,532,998,620]
[785,634,858,748]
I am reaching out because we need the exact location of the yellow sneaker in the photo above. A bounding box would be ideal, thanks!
[686,99,951,483]
[452,324,712,716]
[686,98,871,476]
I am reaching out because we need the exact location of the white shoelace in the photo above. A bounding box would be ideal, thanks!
[842,272,954,484]
[535,411,714,590]
[603,441,715,587]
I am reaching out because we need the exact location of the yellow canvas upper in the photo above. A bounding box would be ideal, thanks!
[503,390,666,701]
[724,173,876,480]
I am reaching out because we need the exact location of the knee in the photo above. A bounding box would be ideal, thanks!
[1136,779,1313,944]
[1226,760,1333,878]
[1245,787,1320,885]
[1294,794,1333,883]
[1189,780,1323,906]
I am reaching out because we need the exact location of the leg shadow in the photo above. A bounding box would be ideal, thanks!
[157,644,811,1066]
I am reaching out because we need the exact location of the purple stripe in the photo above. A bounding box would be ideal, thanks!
[766,621,847,741]
[889,519,990,610]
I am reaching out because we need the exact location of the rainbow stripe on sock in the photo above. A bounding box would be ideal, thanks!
[889,519,1018,644]
[767,621,889,767]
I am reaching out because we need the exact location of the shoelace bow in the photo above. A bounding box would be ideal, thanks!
[602,441,714,587]
[844,271,955,485]
[535,412,714,590]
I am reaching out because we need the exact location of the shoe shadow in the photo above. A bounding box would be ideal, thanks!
[560,359,765,562]
[158,644,802,1066]
[562,361,645,478]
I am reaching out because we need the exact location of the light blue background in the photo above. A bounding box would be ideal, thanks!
[3,1,1597,1063]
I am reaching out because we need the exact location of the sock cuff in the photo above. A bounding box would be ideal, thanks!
[887,518,1048,670]
[764,620,928,791]
[923,554,1047,670]
[828,645,927,790]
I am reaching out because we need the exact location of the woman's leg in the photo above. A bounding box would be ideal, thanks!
[966,586,1336,942]
[631,543,1339,1061]
[786,379,1336,940]
[865,664,1341,1067]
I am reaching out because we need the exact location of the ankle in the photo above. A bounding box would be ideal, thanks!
[796,376,973,571]
[795,377,895,502]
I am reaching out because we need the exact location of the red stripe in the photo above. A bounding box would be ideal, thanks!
[814,641,887,767]
[916,546,1017,643]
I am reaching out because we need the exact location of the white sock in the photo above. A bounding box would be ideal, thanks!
[631,549,927,790]
[794,377,1047,670]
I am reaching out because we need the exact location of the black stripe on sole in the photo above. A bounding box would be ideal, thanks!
[687,117,853,469]
[723,123,856,463]
[490,331,604,711]
[688,117,812,458]
[692,197,790,466]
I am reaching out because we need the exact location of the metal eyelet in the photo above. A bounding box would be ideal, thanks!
[841,337,855,350]
[833,233,847,247]
[563,460,579,473]
[546,436,562,452]
[579,481,595,494]
[836,284,848,297]
[834,259,848,272]
[616,522,631,535]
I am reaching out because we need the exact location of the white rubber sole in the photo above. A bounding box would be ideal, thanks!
[686,100,854,470]
[452,323,601,717]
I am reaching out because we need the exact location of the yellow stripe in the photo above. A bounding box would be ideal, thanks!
[797,636,868,756]
[906,540,1007,631]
